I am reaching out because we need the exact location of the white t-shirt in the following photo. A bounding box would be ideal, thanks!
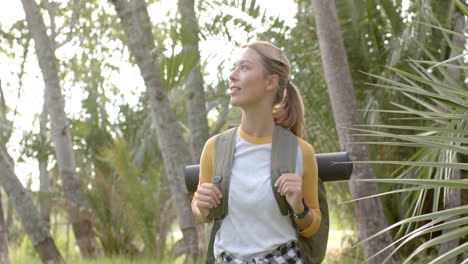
[213,131,303,258]
[194,126,322,259]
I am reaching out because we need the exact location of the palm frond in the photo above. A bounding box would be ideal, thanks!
[347,8,467,261]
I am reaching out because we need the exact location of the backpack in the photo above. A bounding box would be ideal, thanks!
[204,125,329,264]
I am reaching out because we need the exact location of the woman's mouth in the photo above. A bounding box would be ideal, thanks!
[230,86,241,94]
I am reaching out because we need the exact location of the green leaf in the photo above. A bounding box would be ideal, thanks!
[352,142,424,147]
[408,60,468,70]
[453,0,468,17]
[403,226,468,264]
[350,160,468,170]
[414,20,467,40]
[353,124,468,135]
[386,66,468,98]
[343,206,468,256]
[428,52,467,70]
[353,178,468,189]
[410,135,468,144]
[362,109,468,120]
[241,0,247,11]
[368,217,468,263]
[340,186,425,205]
[349,127,468,155]
[367,82,467,109]
[428,242,468,264]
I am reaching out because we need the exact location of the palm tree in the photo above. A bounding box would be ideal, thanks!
[20,0,102,257]
[349,4,467,262]
[310,1,397,262]
[0,150,66,264]
[178,0,210,163]
[110,0,199,260]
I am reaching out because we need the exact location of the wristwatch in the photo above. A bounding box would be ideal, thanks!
[291,199,309,219]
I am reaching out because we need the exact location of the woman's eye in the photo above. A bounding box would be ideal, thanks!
[229,65,248,71]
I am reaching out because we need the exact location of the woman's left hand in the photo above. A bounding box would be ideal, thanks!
[274,173,304,213]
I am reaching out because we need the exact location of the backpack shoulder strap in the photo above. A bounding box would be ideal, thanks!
[271,125,298,215]
[209,126,238,219]
[205,126,238,264]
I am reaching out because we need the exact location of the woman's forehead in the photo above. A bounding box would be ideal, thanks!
[230,47,261,65]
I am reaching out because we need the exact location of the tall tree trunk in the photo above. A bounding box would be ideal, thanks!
[177,0,210,254]
[0,192,9,264]
[310,1,397,263]
[0,81,13,168]
[4,200,12,235]
[111,0,198,260]
[20,0,101,258]
[0,150,65,264]
[178,0,210,163]
[39,103,51,232]
[0,78,11,264]
[438,6,465,263]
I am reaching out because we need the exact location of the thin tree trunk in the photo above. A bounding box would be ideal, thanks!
[0,150,65,264]
[177,0,210,254]
[178,0,210,163]
[310,1,397,263]
[0,81,13,168]
[438,7,465,262]
[20,0,101,258]
[111,0,198,260]
[0,77,11,264]
[4,200,12,234]
[0,192,9,264]
[156,198,175,256]
[39,103,51,232]
[209,101,230,137]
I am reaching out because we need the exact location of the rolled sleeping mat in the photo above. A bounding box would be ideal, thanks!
[185,151,352,193]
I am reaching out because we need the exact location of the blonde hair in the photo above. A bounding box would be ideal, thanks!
[242,41,305,138]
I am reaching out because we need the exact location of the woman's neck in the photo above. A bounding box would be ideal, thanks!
[240,106,275,138]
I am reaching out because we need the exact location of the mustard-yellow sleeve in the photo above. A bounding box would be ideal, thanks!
[298,139,322,237]
[191,135,217,207]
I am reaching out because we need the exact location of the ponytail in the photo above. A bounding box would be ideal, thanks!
[273,80,305,138]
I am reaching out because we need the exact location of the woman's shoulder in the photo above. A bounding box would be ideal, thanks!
[206,134,218,146]
[202,134,218,154]
[297,137,316,156]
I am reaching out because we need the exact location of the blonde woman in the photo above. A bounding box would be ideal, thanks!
[192,41,321,264]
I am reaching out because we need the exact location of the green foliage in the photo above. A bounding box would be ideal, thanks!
[199,0,271,43]
[79,98,170,255]
[348,16,467,262]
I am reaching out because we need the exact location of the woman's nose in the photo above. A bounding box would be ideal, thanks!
[229,69,237,81]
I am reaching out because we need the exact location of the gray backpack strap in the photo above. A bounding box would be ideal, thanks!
[205,127,238,264]
[271,125,298,215]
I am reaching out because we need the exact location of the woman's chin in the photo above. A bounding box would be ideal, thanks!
[230,98,242,107]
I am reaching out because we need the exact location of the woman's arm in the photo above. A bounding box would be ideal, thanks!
[298,139,321,237]
[191,136,217,222]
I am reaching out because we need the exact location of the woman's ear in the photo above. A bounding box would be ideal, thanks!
[265,74,279,92]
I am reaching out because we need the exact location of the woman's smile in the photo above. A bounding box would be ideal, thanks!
[229,85,241,95]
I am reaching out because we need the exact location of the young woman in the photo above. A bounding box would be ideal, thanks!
[191,41,321,264]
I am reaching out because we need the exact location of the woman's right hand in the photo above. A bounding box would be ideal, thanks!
[193,183,223,219]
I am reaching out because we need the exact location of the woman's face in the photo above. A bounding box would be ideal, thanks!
[228,47,276,108]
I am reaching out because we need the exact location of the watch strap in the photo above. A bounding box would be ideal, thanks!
[291,199,309,219]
